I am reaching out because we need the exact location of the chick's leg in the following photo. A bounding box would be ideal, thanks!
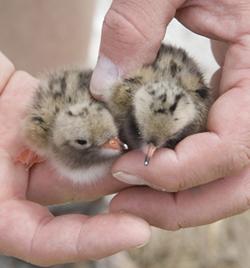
[15,149,45,170]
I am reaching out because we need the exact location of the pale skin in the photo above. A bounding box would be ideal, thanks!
[90,0,250,229]
[0,53,150,266]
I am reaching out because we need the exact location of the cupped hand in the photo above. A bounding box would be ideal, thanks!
[0,53,150,266]
[90,0,250,228]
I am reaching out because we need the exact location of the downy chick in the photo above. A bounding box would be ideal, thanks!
[20,69,127,183]
[108,44,214,165]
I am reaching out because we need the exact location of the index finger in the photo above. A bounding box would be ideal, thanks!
[110,166,250,229]
[112,132,228,191]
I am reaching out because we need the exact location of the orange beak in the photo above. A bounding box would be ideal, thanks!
[144,143,157,166]
[101,137,128,151]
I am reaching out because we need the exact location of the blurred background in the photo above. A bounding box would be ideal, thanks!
[1,1,250,268]
[0,0,218,78]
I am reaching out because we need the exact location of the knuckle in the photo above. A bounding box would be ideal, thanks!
[164,173,190,192]
[151,163,190,192]
[222,143,250,176]
[103,8,147,43]
[174,176,190,192]
[103,6,163,49]
[168,193,186,230]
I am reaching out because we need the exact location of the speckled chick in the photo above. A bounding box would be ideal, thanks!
[23,69,127,183]
[108,44,214,165]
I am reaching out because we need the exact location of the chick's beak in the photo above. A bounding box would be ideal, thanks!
[101,137,128,151]
[144,143,157,166]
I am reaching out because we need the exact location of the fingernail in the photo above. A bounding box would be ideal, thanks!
[148,184,167,192]
[113,171,147,185]
[90,56,121,101]
[136,241,149,248]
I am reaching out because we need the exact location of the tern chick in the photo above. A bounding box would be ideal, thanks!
[20,69,127,183]
[108,44,214,165]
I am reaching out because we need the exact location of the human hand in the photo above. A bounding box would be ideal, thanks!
[91,0,250,229]
[0,53,150,266]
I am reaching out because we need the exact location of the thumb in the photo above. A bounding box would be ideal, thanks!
[90,0,185,100]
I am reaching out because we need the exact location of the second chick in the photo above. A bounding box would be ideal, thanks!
[108,44,215,165]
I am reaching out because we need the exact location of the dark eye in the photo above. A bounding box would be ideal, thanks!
[196,87,209,99]
[75,139,87,145]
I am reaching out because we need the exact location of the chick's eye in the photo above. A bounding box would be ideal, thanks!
[70,139,89,150]
[75,139,87,145]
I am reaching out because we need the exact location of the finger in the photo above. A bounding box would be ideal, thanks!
[90,0,185,100]
[0,150,27,202]
[0,70,38,156]
[219,36,250,95]
[209,68,221,97]
[176,1,246,42]
[110,166,250,229]
[0,52,15,94]
[112,132,228,191]
[0,200,150,266]
[210,40,228,67]
[177,3,250,93]
[27,161,128,205]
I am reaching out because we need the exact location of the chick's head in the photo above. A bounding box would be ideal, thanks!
[133,80,197,149]
[51,101,122,169]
